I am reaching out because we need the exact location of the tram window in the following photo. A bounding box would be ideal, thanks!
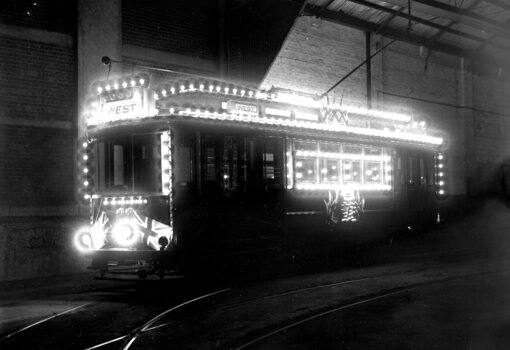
[343,160,361,184]
[364,161,382,184]
[175,146,193,184]
[245,137,262,183]
[113,145,125,186]
[419,158,426,186]
[132,134,161,193]
[397,157,403,186]
[292,139,392,189]
[343,145,362,185]
[104,136,132,192]
[320,159,339,183]
[263,137,283,187]
[295,140,316,152]
[295,140,317,184]
[97,133,161,194]
[319,142,340,154]
[243,136,283,189]
[364,147,382,156]
[265,152,275,179]
[408,157,415,184]
[223,136,238,190]
[296,158,316,182]
[343,144,362,155]
[205,147,216,181]
[98,141,106,191]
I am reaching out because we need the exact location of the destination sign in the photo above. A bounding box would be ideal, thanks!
[100,87,147,122]
[227,101,259,116]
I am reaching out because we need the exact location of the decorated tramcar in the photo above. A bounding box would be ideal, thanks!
[75,74,447,277]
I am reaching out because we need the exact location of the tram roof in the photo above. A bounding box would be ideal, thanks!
[86,74,445,148]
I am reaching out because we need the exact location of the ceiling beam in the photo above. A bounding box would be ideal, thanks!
[471,15,510,57]
[424,0,480,48]
[345,0,510,53]
[375,0,510,38]
[376,6,404,34]
[300,3,510,69]
[321,0,337,10]
[481,0,510,13]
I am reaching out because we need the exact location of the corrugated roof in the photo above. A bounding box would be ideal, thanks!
[293,0,510,70]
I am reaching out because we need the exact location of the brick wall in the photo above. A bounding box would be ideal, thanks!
[261,17,367,106]
[380,41,467,196]
[122,0,219,61]
[0,0,76,33]
[471,73,510,192]
[0,36,75,123]
[226,0,301,85]
[0,217,89,281]
[0,1,81,281]
[0,125,75,206]
[0,35,77,208]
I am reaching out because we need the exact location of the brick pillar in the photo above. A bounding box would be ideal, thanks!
[77,0,122,139]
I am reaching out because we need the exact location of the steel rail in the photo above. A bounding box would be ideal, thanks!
[83,277,375,349]
[82,288,231,350]
[232,268,510,349]
[145,276,374,333]
[2,302,92,340]
[233,288,409,350]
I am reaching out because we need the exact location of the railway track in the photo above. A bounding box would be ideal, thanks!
[82,276,374,350]
[232,269,510,349]
[2,259,509,349]
[103,267,510,349]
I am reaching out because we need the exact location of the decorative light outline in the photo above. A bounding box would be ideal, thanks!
[295,183,392,191]
[175,109,443,146]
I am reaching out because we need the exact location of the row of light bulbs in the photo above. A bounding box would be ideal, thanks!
[435,153,447,196]
[96,75,149,94]
[102,196,149,206]
[154,82,260,100]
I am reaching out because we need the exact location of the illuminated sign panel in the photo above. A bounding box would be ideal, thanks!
[227,101,259,116]
[99,87,148,122]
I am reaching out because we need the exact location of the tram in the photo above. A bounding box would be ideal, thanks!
[74,73,447,277]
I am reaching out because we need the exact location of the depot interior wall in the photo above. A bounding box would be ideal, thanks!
[472,74,510,193]
[379,41,467,196]
[121,0,220,78]
[262,16,510,197]
[0,1,89,282]
[260,16,367,106]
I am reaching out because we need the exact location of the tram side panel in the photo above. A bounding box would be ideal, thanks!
[171,124,439,263]
[171,126,287,268]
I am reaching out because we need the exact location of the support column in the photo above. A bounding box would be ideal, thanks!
[77,0,122,138]
[459,57,475,195]
[371,34,385,109]
[365,31,372,109]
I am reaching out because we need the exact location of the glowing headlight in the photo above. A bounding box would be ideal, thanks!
[112,220,139,247]
[74,229,94,252]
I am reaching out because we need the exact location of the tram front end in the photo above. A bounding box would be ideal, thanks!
[74,129,177,278]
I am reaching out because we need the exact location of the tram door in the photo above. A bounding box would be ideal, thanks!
[403,151,429,210]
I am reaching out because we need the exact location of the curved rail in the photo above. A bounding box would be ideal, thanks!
[83,288,231,350]
[232,269,510,349]
[2,303,93,340]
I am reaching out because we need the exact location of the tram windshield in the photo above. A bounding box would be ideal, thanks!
[96,133,162,194]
